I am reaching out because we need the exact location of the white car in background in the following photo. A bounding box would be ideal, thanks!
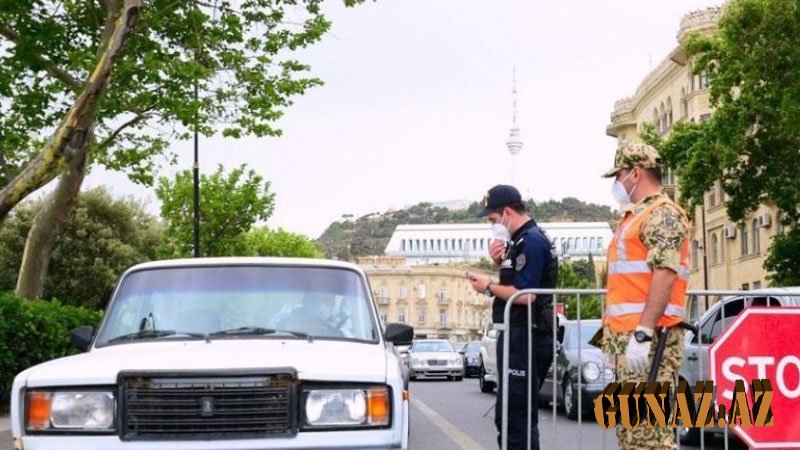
[10,258,413,450]
[407,340,464,381]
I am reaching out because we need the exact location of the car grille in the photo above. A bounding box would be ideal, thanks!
[119,372,295,440]
[427,359,448,366]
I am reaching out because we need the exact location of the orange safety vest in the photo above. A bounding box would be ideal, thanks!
[605,197,692,332]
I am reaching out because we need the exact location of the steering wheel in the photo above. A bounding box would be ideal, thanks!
[277,307,345,338]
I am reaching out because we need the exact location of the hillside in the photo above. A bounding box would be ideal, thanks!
[316,198,617,261]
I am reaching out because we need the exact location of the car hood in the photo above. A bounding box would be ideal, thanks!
[408,352,459,360]
[22,339,387,387]
[563,347,605,365]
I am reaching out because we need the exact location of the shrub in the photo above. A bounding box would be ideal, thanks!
[0,292,103,412]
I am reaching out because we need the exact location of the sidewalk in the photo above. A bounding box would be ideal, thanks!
[0,415,8,432]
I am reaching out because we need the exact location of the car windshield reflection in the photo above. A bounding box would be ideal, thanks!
[567,321,602,349]
[411,341,454,353]
[95,265,377,346]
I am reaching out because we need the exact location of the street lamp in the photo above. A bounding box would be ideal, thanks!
[193,80,200,258]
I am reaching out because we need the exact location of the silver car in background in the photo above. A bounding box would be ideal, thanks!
[408,339,464,381]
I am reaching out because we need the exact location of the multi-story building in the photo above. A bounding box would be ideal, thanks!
[606,6,782,308]
[384,223,613,266]
[358,256,493,342]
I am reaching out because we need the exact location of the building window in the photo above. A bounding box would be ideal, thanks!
[753,281,762,290]
[398,308,406,323]
[752,219,761,254]
[741,283,750,291]
[439,309,448,327]
[692,240,699,270]
[778,212,787,235]
[680,88,688,117]
[699,71,709,89]
[582,237,588,249]
[700,113,711,123]
[417,283,426,299]
[417,308,426,325]
[379,308,388,324]
[398,284,407,300]
[597,237,604,249]
[401,239,406,251]
[707,188,716,208]
[711,233,719,264]
[379,285,389,300]
[740,224,749,256]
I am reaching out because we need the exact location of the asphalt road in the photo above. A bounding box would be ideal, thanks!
[0,378,748,449]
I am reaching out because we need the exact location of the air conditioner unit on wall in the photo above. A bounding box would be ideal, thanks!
[758,213,772,228]
[724,226,737,239]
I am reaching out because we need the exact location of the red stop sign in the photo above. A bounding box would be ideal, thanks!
[709,307,800,448]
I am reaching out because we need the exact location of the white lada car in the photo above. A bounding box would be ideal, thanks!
[10,258,413,450]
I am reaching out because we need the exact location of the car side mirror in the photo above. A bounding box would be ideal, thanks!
[385,323,413,346]
[70,325,95,351]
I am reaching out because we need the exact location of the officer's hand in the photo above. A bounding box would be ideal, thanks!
[466,272,488,293]
[489,240,506,264]
[624,335,651,374]
[511,294,536,305]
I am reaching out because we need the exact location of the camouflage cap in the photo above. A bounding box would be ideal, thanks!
[601,142,662,178]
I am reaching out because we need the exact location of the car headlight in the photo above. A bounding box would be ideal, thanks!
[603,367,615,381]
[411,357,422,366]
[304,387,390,429]
[467,356,477,364]
[450,357,460,365]
[26,391,115,432]
[582,362,600,382]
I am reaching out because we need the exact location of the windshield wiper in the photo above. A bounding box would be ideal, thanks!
[209,326,313,341]
[105,329,206,344]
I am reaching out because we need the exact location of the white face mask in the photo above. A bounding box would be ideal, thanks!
[491,210,511,242]
[611,170,637,205]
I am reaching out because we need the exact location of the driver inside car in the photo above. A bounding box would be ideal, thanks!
[276,292,352,338]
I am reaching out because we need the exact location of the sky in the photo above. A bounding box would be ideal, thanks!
[80,0,723,239]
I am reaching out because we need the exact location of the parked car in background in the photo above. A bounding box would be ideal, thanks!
[10,258,414,450]
[460,341,482,377]
[677,288,800,445]
[539,318,614,420]
[408,339,464,381]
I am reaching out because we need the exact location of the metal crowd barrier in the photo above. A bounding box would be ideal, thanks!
[498,288,798,450]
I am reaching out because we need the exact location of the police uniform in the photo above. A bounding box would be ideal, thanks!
[493,220,558,450]
[478,185,558,450]
[601,144,692,450]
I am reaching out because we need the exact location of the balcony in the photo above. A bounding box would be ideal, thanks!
[435,292,449,305]
[376,296,390,305]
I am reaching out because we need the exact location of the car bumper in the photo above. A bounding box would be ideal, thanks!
[15,429,404,450]
[409,368,463,378]
[464,364,480,376]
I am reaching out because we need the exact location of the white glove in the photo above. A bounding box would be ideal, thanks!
[625,327,653,374]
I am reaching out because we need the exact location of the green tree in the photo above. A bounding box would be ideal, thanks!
[649,0,800,285]
[156,164,275,257]
[557,262,601,320]
[0,187,162,309]
[2,0,368,298]
[244,227,324,258]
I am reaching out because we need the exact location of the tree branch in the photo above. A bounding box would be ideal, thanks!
[0,25,82,91]
[0,0,144,222]
[96,107,155,149]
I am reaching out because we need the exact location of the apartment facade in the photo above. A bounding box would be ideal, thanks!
[606,6,783,308]
[358,256,492,342]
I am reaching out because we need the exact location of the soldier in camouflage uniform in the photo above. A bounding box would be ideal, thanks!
[600,143,691,450]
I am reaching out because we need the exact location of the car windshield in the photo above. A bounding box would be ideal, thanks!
[465,343,481,354]
[95,265,377,346]
[412,341,454,353]
[567,321,602,349]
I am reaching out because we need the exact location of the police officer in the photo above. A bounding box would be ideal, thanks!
[467,184,557,450]
[600,143,691,450]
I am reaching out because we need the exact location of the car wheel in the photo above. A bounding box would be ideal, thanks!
[479,360,495,393]
[562,378,578,420]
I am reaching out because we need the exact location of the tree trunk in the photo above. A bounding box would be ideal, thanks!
[14,133,91,300]
[0,0,143,223]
